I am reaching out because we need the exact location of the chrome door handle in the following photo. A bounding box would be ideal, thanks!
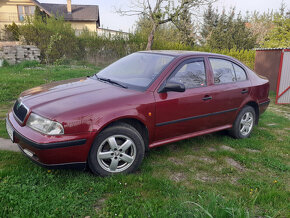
[202,96,212,101]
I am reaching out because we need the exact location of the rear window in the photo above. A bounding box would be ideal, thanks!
[209,58,236,84]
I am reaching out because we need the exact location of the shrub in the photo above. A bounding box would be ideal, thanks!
[3,22,20,41]
[19,16,79,63]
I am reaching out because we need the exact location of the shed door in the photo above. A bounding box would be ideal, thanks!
[276,50,290,104]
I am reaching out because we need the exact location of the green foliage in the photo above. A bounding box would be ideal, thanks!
[78,30,144,64]
[3,22,20,41]
[262,14,290,48]
[205,8,257,50]
[19,15,79,64]
[200,3,219,45]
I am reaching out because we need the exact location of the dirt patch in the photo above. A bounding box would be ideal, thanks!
[184,155,216,164]
[170,172,187,182]
[220,145,235,152]
[208,147,217,152]
[94,196,107,212]
[245,148,260,153]
[196,156,216,164]
[225,158,246,172]
[195,172,220,183]
[167,157,184,166]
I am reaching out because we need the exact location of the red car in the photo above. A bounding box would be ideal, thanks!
[6,51,270,176]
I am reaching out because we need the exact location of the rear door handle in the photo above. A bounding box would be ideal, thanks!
[241,89,248,94]
[202,95,212,101]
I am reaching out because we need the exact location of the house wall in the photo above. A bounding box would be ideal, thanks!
[97,28,129,38]
[0,0,34,29]
[70,21,97,34]
[0,0,98,38]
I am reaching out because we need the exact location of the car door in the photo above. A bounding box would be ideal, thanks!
[153,58,217,142]
[206,57,252,128]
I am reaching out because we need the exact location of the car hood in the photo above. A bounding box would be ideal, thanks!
[20,77,140,120]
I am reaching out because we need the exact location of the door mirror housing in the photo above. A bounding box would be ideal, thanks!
[158,82,186,93]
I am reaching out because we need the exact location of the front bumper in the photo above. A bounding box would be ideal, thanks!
[6,112,95,169]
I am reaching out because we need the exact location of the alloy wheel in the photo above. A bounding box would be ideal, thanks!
[239,112,254,136]
[96,135,136,173]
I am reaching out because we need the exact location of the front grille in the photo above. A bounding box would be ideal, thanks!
[13,99,28,123]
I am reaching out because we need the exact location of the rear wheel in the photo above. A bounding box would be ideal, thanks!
[88,123,145,176]
[230,106,256,139]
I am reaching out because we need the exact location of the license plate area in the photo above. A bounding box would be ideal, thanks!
[6,119,14,143]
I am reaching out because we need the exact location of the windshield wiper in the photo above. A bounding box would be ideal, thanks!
[95,75,128,89]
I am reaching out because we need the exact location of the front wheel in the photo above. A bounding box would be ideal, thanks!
[88,123,145,176]
[230,106,256,139]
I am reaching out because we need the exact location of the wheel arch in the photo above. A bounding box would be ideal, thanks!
[95,117,150,151]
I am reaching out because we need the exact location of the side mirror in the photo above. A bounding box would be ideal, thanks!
[158,81,186,93]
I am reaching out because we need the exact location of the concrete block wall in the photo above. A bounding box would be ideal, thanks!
[0,45,40,65]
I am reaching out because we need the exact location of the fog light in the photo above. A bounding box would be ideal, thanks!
[23,149,34,157]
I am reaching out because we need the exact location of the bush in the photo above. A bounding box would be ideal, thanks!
[20,16,79,64]
[3,22,20,41]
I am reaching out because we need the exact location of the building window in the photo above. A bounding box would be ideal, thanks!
[17,5,35,21]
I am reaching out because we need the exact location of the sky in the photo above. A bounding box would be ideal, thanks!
[38,0,287,32]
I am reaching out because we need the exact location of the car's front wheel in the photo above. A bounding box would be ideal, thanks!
[230,106,256,139]
[88,123,145,176]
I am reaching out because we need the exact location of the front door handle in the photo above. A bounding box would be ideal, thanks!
[202,95,212,101]
[241,89,248,94]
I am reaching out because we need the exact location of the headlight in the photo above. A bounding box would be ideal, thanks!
[26,113,64,135]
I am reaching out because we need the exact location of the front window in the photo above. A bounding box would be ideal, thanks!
[96,52,175,90]
[18,5,35,21]
[168,59,206,89]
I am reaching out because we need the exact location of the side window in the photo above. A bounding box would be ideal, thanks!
[168,60,206,89]
[209,58,236,84]
[233,63,247,81]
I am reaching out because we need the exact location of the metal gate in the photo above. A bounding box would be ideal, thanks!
[276,49,290,104]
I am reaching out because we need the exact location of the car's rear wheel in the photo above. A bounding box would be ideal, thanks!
[230,106,256,139]
[88,123,145,176]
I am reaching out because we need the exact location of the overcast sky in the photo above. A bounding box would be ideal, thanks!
[38,0,287,32]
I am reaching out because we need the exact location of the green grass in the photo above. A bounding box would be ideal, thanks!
[0,62,289,217]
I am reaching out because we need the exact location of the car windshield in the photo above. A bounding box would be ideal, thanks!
[96,52,175,90]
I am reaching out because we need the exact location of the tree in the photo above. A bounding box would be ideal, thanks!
[204,8,256,50]
[247,10,275,46]
[200,3,219,45]
[118,0,213,50]
[262,14,290,48]
[172,4,196,46]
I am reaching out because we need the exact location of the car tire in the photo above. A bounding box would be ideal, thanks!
[230,106,256,139]
[88,123,145,176]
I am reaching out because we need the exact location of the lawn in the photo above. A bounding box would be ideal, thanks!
[0,62,289,217]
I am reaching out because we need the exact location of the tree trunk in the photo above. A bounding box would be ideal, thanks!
[146,23,157,50]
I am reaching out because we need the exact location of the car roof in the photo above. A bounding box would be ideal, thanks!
[138,50,246,67]
[138,50,229,58]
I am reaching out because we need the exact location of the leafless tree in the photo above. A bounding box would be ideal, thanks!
[118,0,214,50]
